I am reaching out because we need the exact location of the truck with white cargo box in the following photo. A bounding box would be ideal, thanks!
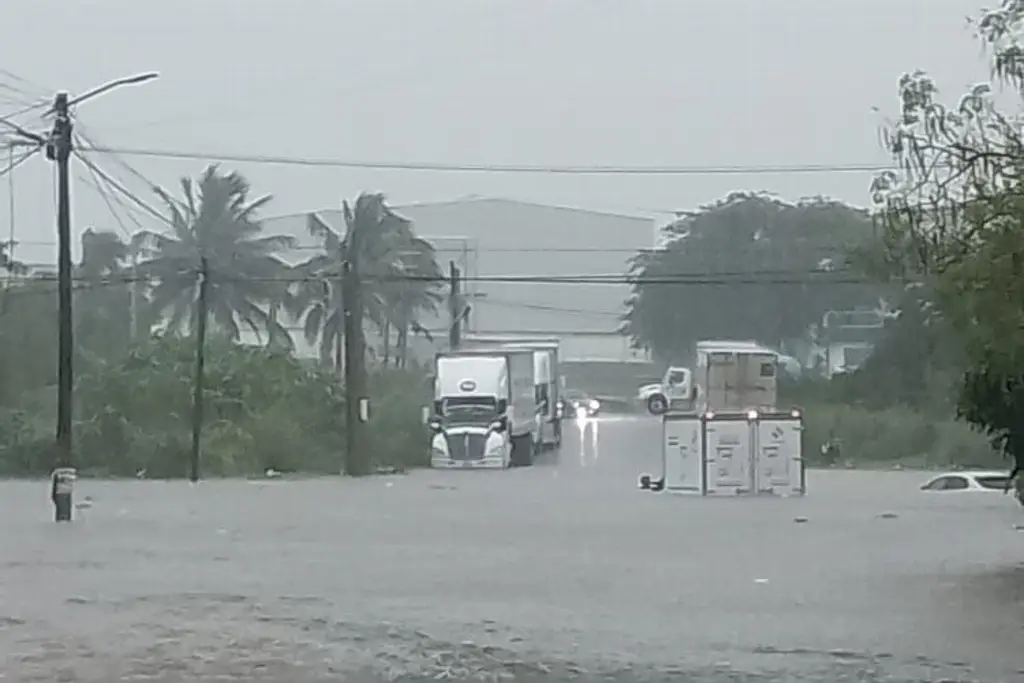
[640,340,804,497]
[429,349,539,468]
[461,334,563,450]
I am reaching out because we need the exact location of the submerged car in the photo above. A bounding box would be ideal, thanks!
[559,390,600,418]
[920,470,1021,505]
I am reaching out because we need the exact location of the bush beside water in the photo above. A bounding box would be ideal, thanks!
[0,336,430,478]
[801,404,999,469]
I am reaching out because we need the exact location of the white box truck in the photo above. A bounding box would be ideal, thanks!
[640,340,805,497]
[429,349,539,468]
[461,334,562,450]
[694,340,778,414]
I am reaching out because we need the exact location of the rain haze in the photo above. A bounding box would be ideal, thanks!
[2,1,1023,682]
[0,0,993,258]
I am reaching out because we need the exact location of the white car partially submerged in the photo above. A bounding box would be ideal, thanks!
[920,470,1015,494]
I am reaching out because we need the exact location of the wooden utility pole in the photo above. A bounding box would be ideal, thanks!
[46,92,75,470]
[189,258,210,482]
[448,261,461,350]
[342,222,369,475]
[2,73,160,522]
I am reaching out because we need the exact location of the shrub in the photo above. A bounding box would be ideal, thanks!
[0,336,431,478]
[802,403,1000,469]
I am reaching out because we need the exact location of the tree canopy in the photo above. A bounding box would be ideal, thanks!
[623,193,887,362]
[0,170,443,478]
[872,0,1024,475]
[135,165,296,345]
[287,194,443,369]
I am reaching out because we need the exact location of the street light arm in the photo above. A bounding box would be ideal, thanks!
[47,72,160,113]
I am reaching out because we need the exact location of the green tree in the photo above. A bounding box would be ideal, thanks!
[623,193,886,362]
[74,335,347,477]
[74,228,143,361]
[872,1,1024,477]
[0,278,57,408]
[289,194,443,369]
[134,165,296,346]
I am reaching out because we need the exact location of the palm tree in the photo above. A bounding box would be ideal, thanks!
[287,213,345,368]
[377,239,443,366]
[74,229,140,360]
[288,193,443,370]
[133,164,296,346]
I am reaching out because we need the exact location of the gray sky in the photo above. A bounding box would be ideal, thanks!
[0,0,993,264]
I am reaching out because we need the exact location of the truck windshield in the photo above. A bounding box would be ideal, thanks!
[441,397,498,424]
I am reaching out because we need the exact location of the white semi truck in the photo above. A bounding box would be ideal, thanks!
[461,334,563,450]
[428,349,540,468]
[640,340,805,497]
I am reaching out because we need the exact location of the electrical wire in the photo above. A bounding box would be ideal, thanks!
[77,159,140,240]
[0,146,40,179]
[0,269,886,286]
[72,150,172,229]
[76,143,895,176]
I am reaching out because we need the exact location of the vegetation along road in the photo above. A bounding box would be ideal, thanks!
[1,414,1021,683]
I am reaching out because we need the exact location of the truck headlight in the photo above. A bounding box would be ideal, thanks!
[588,399,600,410]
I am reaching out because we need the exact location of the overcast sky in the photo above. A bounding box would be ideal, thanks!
[0,0,995,263]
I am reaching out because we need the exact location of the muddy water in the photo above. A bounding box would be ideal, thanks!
[1,416,1022,682]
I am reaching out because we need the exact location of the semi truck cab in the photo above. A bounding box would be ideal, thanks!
[429,350,538,468]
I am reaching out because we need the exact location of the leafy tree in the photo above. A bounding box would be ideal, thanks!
[289,194,443,369]
[73,335,347,477]
[74,228,145,361]
[872,0,1024,477]
[793,288,960,412]
[134,165,296,346]
[0,278,57,408]
[623,193,886,361]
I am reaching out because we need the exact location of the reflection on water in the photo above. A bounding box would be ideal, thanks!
[576,414,599,466]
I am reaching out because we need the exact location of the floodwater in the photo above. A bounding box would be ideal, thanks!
[1,414,1022,682]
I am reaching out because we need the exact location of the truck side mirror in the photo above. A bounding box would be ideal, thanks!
[497,399,508,413]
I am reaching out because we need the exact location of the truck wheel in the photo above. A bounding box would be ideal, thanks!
[511,434,534,467]
[647,393,668,416]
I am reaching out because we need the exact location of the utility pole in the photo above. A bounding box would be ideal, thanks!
[128,249,139,340]
[342,222,368,476]
[190,258,210,483]
[2,72,158,521]
[6,145,15,270]
[448,261,461,350]
[46,92,74,469]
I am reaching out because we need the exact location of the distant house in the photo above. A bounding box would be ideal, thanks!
[816,308,888,376]
[260,197,658,364]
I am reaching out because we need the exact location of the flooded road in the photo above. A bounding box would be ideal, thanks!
[1,414,1022,682]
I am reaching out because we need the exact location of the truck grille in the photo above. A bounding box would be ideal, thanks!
[445,433,487,460]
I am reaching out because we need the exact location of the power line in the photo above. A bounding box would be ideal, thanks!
[480,297,622,317]
[76,143,895,176]
[0,146,40,179]
[0,269,885,286]
[73,150,172,228]
[5,240,855,255]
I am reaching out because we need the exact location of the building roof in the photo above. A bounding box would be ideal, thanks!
[262,197,654,226]
[396,196,655,223]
